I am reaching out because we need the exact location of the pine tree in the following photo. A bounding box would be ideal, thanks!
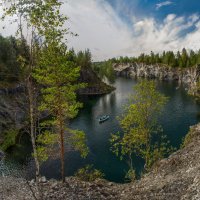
[35,43,88,183]
[2,0,88,185]
[181,48,188,68]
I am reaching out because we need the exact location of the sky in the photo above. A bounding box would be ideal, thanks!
[1,0,200,61]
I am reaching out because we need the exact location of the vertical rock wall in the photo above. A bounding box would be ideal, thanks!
[114,63,200,95]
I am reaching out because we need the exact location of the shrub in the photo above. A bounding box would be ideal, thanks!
[75,165,104,182]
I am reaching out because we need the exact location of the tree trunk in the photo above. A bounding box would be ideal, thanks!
[28,78,40,180]
[27,78,43,200]
[60,126,65,183]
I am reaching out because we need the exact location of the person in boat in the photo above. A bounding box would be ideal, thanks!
[99,115,109,122]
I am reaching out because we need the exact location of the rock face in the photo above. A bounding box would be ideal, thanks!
[114,63,200,95]
[78,67,115,95]
[0,68,114,148]
[0,88,25,147]
[1,123,200,199]
[120,123,200,200]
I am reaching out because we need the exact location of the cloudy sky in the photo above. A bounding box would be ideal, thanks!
[1,0,200,61]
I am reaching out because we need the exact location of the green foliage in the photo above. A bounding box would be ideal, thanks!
[75,49,92,69]
[1,0,89,182]
[125,168,136,182]
[181,127,196,148]
[68,129,89,158]
[35,131,58,162]
[34,45,84,118]
[29,0,89,181]
[0,129,18,151]
[75,165,105,182]
[111,80,171,174]
[108,49,200,68]
[92,61,116,83]
[0,35,23,86]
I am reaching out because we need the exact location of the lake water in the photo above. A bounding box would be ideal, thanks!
[36,77,200,183]
[38,78,200,182]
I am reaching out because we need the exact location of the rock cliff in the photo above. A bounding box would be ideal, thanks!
[114,63,200,95]
[0,68,114,148]
[78,67,115,95]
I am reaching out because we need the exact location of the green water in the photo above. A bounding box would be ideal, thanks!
[37,77,200,183]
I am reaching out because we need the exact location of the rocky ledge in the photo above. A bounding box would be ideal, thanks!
[113,63,200,95]
[1,123,200,200]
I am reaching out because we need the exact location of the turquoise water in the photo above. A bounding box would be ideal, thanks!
[39,77,200,183]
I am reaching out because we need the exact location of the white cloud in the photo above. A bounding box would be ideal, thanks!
[1,0,200,61]
[0,7,15,36]
[64,0,200,60]
[156,1,174,10]
[63,0,133,61]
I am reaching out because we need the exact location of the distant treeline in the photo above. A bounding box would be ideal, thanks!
[0,35,95,87]
[108,48,200,68]
[0,35,23,85]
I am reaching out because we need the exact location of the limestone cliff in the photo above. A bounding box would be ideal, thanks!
[114,63,200,95]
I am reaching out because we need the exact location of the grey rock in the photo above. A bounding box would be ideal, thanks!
[39,176,47,183]
[114,63,200,96]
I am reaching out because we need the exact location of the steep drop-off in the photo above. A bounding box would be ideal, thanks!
[114,63,200,95]
[78,67,115,95]
[0,67,114,149]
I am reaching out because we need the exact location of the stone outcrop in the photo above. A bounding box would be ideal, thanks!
[120,123,200,200]
[113,63,200,95]
[1,123,200,199]
[78,67,115,95]
[0,88,27,148]
[0,67,114,148]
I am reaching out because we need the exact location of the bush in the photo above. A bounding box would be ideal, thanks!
[125,168,136,182]
[181,127,196,148]
[75,165,104,182]
[0,129,18,151]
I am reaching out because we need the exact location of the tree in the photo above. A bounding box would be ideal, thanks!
[35,43,89,183]
[111,80,169,177]
[93,61,116,84]
[181,48,188,68]
[190,50,197,67]
[76,49,92,69]
[1,1,43,187]
[0,35,22,86]
[2,0,88,186]
[30,1,89,183]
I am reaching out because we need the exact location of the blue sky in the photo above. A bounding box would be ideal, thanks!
[105,0,200,34]
[106,0,200,23]
[1,0,200,61]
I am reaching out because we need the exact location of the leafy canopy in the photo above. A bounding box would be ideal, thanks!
[111,80,171,176]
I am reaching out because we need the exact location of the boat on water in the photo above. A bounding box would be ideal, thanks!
[99,115,110,123]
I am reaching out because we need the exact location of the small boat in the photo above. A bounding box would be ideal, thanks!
[99,115,110,123]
